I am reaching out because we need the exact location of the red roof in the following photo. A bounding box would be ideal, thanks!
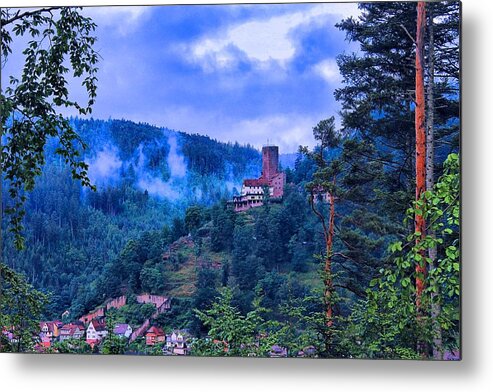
[90,319,106,331]
[60,323,83,335]
[146,326,165,336]
[40,321,60,332]
[243,178,269,187]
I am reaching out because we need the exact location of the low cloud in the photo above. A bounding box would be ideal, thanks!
[86,145,122,185]
[134,135,188,200]
[167,135,187,178]
[137,175,180,201]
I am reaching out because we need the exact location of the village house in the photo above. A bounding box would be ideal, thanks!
[145,326,166,346]
[39,321,63,340]
[59,323,85,341]
[113,323,132,339]
[296,345,317,358]
[269,344,288,358]
[1,327,18,346]
[165,330,191,355]
[85,319,108,345]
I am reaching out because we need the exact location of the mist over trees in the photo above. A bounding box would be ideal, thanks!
[1,3,459,359]
[1,117,268,317]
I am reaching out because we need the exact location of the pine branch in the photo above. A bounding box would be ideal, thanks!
[399,23,416,45]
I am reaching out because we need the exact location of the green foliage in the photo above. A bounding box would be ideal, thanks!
[333,2,460,302]
[147,342,166,356]
[0,263,49,352]
[53,338,92,354]
[301,119,393,302]
[101,314,127,355]
[193,276,347,358]
[180,132,260,178]
[340,154,460,358]
[108,119,165,160]
[231,224,259,291]
[191,267,219,330]
[126,338,147,355]
[278,290,337,358]
[185,205,204,234]
[155,297,193,331]
[170,217,187,242]
[210,203,235,252]
[112,303,156,327]
[336,298,422,359]
[140,265,166,294]
[1,7,99,249]
[193,287,283,357]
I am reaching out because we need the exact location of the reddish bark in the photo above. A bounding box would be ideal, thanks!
[415,2,427,313]
[309,177,336,328]
[325,190,335,327]
[425,4,444,359]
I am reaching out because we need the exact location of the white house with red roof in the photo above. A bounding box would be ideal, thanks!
[86,319,107,345]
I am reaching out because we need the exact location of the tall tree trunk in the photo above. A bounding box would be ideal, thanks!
[425,4,443,360]
[309,179,336,330]
[425,6,435,196]
[324,189,335,328]
[415,0,427,331]
[415,1,427,356]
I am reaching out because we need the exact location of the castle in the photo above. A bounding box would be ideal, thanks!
[231,145,286,212]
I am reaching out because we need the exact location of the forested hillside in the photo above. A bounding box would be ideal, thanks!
[1,2,460,360]
[1,118,266,317]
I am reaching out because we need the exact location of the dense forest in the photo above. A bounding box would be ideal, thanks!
[1,118,268,316]
[1,2,459,359]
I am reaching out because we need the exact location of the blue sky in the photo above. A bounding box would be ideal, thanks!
[5,3,361,153]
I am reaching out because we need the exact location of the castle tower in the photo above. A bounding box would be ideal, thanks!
[230,144,285,212]
[261,145,279,180]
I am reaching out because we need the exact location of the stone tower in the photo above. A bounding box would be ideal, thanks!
[261,145,279,180]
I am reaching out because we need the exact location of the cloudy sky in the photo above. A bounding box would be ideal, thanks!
[5,2,361,153]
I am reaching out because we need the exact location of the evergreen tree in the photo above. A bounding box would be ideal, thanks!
[335,2,459,218]
[185,205,204,234]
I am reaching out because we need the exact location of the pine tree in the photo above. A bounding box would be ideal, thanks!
[335,2,460,219]
[301,117,340,329]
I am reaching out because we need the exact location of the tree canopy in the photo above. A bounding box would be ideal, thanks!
[1,7,99,249]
